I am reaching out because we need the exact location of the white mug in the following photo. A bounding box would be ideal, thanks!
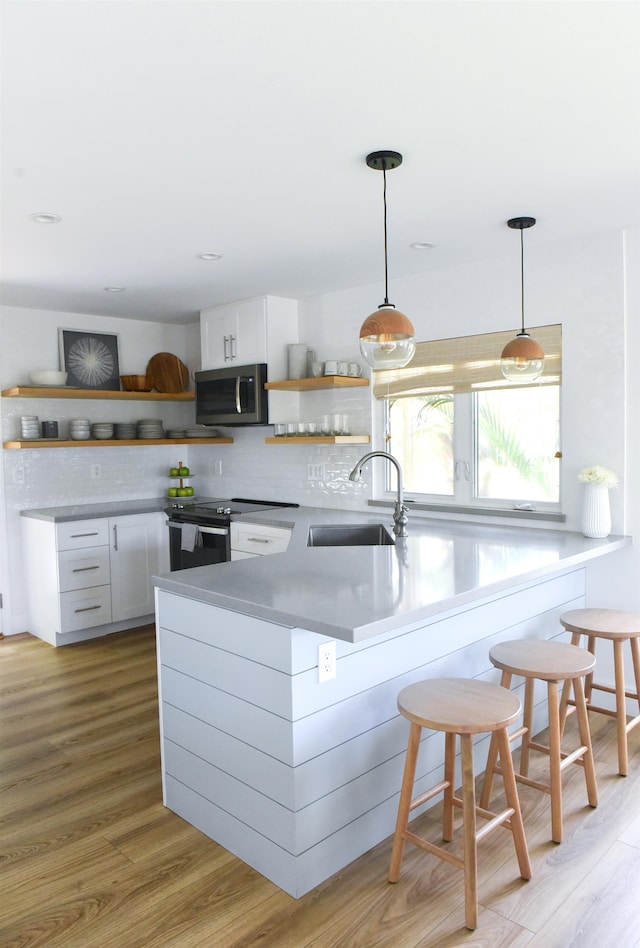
[348,362,362,377]
[324,360,338,376]
[337,361,349,376]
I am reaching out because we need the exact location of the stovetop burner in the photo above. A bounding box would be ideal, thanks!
[166,497,298,522]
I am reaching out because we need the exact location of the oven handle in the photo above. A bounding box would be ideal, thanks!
[166,521,229,537]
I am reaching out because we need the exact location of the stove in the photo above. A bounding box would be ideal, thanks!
[166,497,298,525]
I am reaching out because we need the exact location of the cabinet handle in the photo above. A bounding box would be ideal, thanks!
[70,531,99,538]
[72,565,99,572]
[229,334,237,360]
[247,536,270,543]
[223,335,230,361]
[113,525,118,551]
[74,604,102,613]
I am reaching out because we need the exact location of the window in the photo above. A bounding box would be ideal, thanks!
[376,325,562,511]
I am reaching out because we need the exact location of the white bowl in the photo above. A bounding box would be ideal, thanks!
[30,371,68,386]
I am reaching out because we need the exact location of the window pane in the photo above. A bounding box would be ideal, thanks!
[475,387,560,502]
[389,395,454,495]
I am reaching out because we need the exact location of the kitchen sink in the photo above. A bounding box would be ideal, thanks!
[307,523,395,547]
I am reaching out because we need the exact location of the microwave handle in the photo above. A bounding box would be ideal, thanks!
[235,376,242,413]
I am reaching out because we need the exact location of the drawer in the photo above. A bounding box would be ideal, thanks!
[56,519,109,551]
[230,521,291,556]
[58,547,111,592]
[60,585,112,633]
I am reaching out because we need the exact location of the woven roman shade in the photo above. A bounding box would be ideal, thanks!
[372,324,561,399]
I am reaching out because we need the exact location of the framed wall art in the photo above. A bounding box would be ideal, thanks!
[59,329,121,390]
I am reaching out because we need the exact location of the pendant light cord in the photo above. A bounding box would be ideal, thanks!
[520,226,526,334]
[382,162,390,306]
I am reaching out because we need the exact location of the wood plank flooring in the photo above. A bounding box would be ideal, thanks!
[2,626,640,947]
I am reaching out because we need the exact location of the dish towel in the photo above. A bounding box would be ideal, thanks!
[180,523,199,551]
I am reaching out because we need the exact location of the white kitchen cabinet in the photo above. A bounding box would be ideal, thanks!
[109,514,166,621]
[22,511,168,646]
[230,521,292,560]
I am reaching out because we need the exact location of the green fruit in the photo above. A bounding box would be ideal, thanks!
[167,487,178,497]
[178,466,189,476]
[169,467,180,476]
[184,486,195,497]
[176,487,189,496]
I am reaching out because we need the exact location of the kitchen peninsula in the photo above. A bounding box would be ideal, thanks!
[153,508,628,897]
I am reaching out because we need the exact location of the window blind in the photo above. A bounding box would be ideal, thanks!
[372,324,562,399]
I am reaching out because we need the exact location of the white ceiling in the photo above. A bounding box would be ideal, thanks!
[2,1,639,325]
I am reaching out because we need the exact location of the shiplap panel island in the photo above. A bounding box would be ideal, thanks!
[153,507,628,897]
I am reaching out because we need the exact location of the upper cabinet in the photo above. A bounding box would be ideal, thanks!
[200,296,298,375]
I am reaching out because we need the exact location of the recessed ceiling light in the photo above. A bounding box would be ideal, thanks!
[410,242,435,250]
[29,212,61,224]
[104,286,126,293]
[198,252,223,261]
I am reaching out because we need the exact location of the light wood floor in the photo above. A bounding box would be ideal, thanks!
[2,626,640,948]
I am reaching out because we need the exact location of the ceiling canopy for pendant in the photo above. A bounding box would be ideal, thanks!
[359,150,416,371]
[500,216,544,382]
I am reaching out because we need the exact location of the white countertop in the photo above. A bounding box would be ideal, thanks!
[153,505,630,642]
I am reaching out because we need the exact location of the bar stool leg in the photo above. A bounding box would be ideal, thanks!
[519,677,535,777]
[460,733,478,931]
[443,731,455,841]
[573,675,598,807]
[496,726,531,880]
[613,639,628,776]
[547,679,563,843]
[479,669,512,810]
[389,722,421,882]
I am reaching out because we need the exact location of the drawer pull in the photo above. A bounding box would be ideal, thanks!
[72,565,100,573]
[74,604,102,613]
[70,531,99,538]
[247,537,271,543]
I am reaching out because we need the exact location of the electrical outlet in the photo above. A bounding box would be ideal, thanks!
[13,466,25,485]
[318,640,336,683]
[213,459,222,476]
[307,463,325,481]
[91,464,101,479]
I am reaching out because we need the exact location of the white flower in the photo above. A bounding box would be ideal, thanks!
[578,466,619,488]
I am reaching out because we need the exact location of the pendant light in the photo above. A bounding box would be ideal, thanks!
[500,216,544,382]
[359,150,416,370]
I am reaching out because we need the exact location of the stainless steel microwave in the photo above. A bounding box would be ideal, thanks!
[195,363,269,426]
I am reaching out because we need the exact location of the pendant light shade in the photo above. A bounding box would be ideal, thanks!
[500,216,544,382]
[359,151,416,370]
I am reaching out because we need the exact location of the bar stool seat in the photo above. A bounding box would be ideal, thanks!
[389,678,531,931]
[480,639,598,844]
[560,608,640,776]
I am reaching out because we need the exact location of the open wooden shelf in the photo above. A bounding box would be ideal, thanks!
[264,376,368,392]
[264,435,370,445]
[4,437,233,450]
[2,386,194,401]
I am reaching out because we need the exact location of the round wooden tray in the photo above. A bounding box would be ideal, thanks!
[146,353,189,393]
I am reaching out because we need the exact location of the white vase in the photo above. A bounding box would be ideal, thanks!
[581,483,611,538]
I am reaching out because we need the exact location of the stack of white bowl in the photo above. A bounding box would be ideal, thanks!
[20,415,40,439]
[115,422,136,439]
[69,418,91,440]
[91,423,114,440]
[136,418,164,439]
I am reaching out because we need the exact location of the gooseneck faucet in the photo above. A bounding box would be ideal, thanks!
[348,451,409,537]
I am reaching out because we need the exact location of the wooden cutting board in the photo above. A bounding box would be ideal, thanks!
[145,353,189,393]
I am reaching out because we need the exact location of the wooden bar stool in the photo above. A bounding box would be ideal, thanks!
[559,608,640,776]
[480,639,598,844]
[389,678,531,931]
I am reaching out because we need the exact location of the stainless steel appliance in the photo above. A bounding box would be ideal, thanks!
[194,363,269,426]
[166,497,297,571]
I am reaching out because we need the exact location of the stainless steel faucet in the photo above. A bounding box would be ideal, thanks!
[348,451,409,537]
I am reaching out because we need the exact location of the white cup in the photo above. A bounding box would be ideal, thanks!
[337,361,349,376]
[324,360,338,376]
[310,360,325,377]
[348,362,362,377]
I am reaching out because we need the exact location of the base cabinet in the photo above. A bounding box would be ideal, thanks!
[229,521,292,560]
[22,511,168,646]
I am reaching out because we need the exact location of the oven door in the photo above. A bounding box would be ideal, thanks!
[167,521,230,571]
